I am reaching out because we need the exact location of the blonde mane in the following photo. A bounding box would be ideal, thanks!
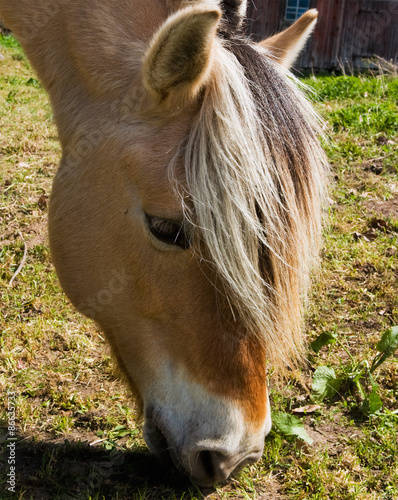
[172,39,328,370]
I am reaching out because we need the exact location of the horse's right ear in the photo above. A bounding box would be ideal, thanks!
[142,6,221,109]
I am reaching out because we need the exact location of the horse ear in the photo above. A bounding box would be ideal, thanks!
[259,9,318,69]
[142,6,221,107]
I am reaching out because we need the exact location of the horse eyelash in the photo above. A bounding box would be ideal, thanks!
[145,214,190,249]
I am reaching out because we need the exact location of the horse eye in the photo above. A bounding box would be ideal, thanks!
[145,214,190,250]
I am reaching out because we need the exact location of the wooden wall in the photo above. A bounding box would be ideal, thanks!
[246,0,398,70]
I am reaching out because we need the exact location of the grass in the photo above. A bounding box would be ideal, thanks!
[1,34,398,499]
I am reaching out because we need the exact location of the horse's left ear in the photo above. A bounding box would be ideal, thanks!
[142,5,221,108]
[259,9,318,69]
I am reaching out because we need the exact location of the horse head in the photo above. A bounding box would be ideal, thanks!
[0,0,326,486]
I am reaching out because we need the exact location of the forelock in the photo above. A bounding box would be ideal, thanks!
[170,35,328,371]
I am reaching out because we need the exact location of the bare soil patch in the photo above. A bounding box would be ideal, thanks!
[364,195,398,220]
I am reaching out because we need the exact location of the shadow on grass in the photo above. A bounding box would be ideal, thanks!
[0,434,206,499]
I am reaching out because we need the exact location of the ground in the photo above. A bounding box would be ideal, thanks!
[0,36,397,499]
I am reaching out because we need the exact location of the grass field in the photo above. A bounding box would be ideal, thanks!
[0,34,397,499]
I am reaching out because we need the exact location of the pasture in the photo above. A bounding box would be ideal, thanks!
[1,33,397,499]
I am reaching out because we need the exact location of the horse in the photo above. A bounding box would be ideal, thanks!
[0,0,327,487]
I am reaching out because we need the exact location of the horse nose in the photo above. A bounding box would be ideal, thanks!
[144,415,265,486]
[182,446,263,487]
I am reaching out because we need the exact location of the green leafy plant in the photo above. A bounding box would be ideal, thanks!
[271,411,313,445]
[310,326,398,416]
[312,365,341,401]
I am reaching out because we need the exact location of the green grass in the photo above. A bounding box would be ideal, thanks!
[1,35,397,499]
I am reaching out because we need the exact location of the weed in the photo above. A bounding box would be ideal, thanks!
[310,326,398,416]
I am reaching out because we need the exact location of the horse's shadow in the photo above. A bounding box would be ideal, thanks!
[1,434,208,499]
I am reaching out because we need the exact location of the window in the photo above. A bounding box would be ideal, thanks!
[285,0,310,22]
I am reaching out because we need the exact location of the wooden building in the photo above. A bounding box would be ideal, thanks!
[246,0,398,70]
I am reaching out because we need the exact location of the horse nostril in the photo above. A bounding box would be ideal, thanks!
[196,449,216,481]
[187,448,263,487]
[191,449,225,486]
[190,449,239,486]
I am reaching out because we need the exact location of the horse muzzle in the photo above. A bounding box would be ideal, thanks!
[143,396,271,487]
